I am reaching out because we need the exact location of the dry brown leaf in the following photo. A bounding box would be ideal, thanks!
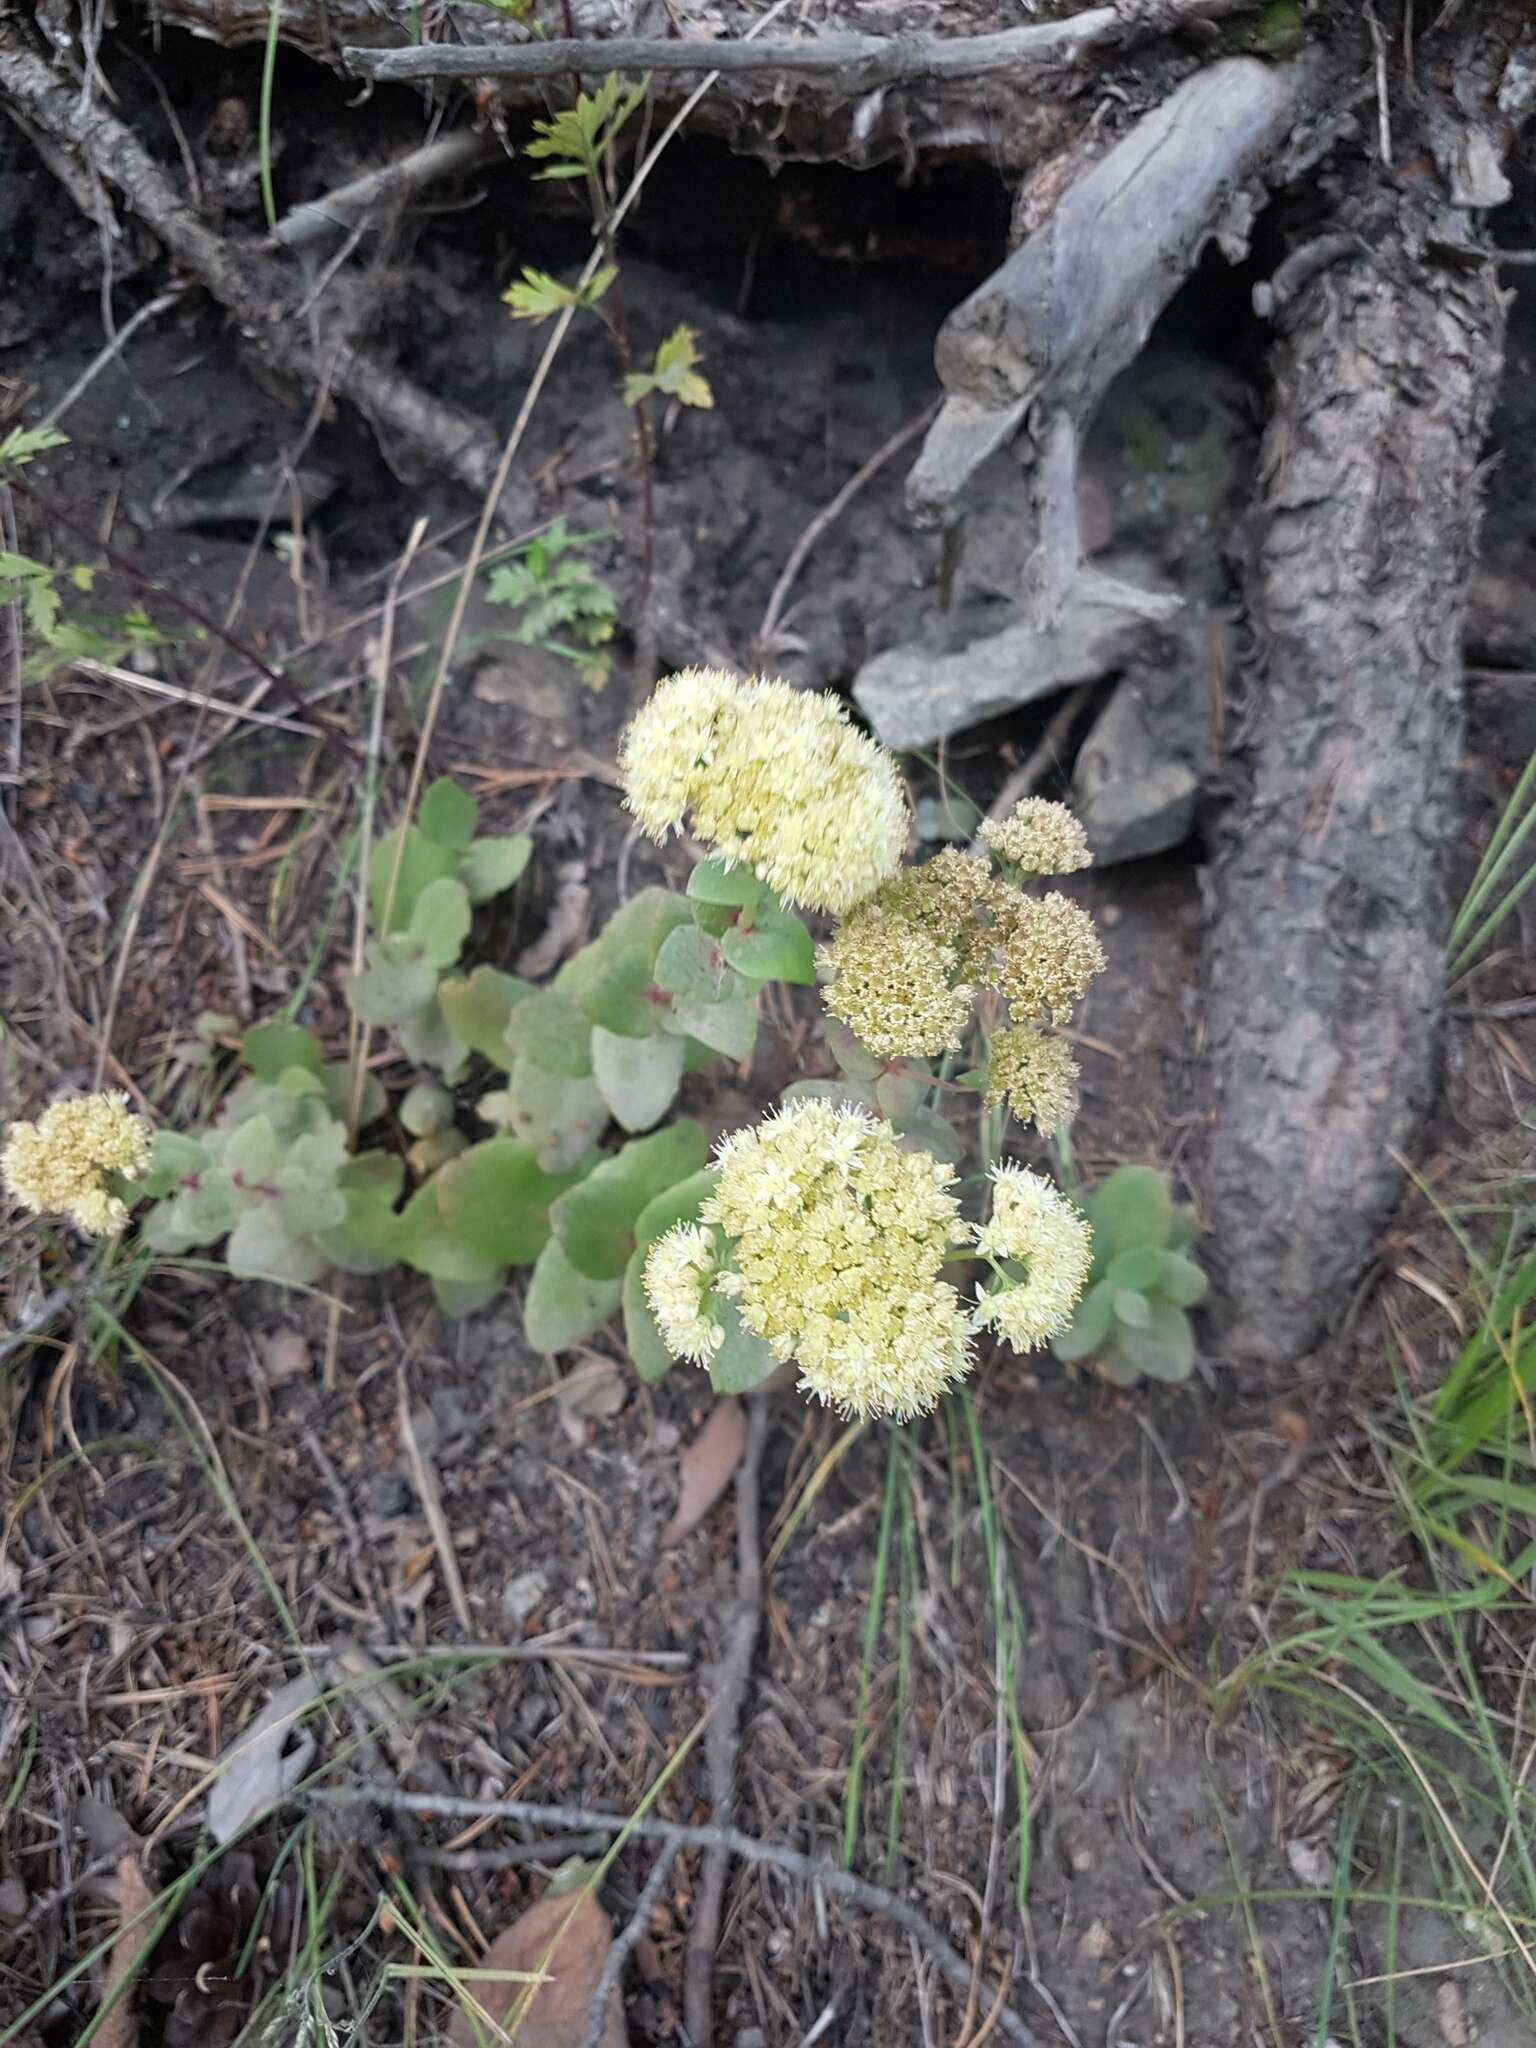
[95,1848,157,2048]
[445,1887,626,2048]
[1436,1980,1469,2048]
[556,1358,628,1446]
[257,1328,311,1382]
[659,1398,745,1549]
[516,862,592,979]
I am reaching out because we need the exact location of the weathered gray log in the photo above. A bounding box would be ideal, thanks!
[1199,189,1506,1361]
[343,4,1252,87]
[907,51,1334,530]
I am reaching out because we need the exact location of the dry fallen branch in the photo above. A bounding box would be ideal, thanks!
[0,28,529,522]
[908,48,1336,613]
[323,1787,1037,2045]
[344,3,1252,87]
[273,129,501,252]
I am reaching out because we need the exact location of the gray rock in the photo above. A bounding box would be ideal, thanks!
[1073,614,1225,863]
[853,552,1178,751]
[501,1569,549,1628]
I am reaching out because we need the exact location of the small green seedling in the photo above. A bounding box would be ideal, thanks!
[483,520,618,690]
[1052,1165,1208,1384]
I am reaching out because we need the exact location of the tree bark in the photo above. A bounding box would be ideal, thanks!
[1199,173,1506,1361]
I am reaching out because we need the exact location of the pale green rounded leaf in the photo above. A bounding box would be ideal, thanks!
[409,876,472,969]
[419,776,478,849]
[460,834,532,904]
[439,966,532,1069]
[654,924,737,1003]
[1157,1251,1210,1307]
[1086,1165,1172,1257]
[665,993,757,1063]
[243,1020,323,1084]
[706,1298,777,1395]
[524,1236,623,1353]
[590,1026,684,1133]
[550,1120,709,1280]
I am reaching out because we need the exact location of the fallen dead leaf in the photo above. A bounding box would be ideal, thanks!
[1436,1980,1469,2047]
[556,1358,628,1446]
[1284,1837,1333,1890]
[517,862,592,979]
[257,1328,311,1382]
[659,1398,746,1549]
[206,1672,320,1845]
[95,1844,156,2048]
[446,1886,626,2048]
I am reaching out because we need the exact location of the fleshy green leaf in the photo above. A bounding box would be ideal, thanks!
[433,1274,506,1318]
[243,1021,324,1084]
[397,1000,470,1082]
[1086,1165,1172,1258]
[653,925,737,1003]
[1156,1251,1210,1308]
[664,993,757,1063]
[1114,1288,1152,1329]
[347,936,439,1025]
[686,859,766,912]
[507,986,595,1078]
[1052,1278,1118,1364]
[439,966,533,1068]
[142,1130,213,1199]
[226,1204,330,1285]
[631,1168,719,1253]
[419,776,477,850]
[874,1071,926,1124]
[550,1120,708,1280]
[400,1081,453,1138]
[706,1298,777,1395]
[524,1236,623,1353]
[1111,1302,1196,1383]
[431,1134,591,1270]
[460,834,532,904]
[367,825,459,933]
[319,1063,387,1129]
[1107,1246,1165,1293]
[583,943,668,1038]
[824,1017,880,1082]
[504,1054,608,1171]
[590,1026,685,1133]
[721,903,815,985]
[409,876,472,969]
[322,1151,405,1272]
[894,1107,965,1166]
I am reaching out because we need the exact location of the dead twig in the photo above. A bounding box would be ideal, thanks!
[754,402,937,663]
[685,1392,770,2048]
[322,1786,1036,2045]
[0,28,529,524]
[972,682,1097,848]
[582,1845,679,2048]
[273,129,500,251]
[40,284,187,430]
[94,1847,157,2048]
[346,4,1253,87]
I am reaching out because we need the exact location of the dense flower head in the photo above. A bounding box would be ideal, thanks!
[995,891,1105,1022]
[644,1223,727,1365]
[700,1100,975,1421]
[980,798,1091,877]
[819,901,973,1061]
[984,1024,1080,1132]
[880,847,1011,978]
[972,1163,1093,1352]
[1,1091,151,1237]
[618,667,907,914]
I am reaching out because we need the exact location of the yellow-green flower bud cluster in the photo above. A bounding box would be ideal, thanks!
[619,667,907,915]
[979,797,1090,876]
[816,800,1103,1127]
[972,1163,1092,1351]
[984,1024,1080,1134]
[1,1091,151,1237]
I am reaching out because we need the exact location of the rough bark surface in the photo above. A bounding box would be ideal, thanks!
[1200,179,1506,1362]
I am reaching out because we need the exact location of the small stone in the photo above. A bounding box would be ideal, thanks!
[501,1569,548,1628]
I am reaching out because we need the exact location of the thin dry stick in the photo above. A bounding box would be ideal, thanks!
[321,1788,1036,2046]
[582,1845,680,2048]
[1,480,20,801]
[41,283,186,429]
[321,516,426,1393]
[346,3,1252,85]
[67,657,324,738]
[754,401,938,661]
[376,0,795,932]
[971,681,1098,849]
[395,1368,476,1636]
[273,130,500,251]
[685,1392,770,2048]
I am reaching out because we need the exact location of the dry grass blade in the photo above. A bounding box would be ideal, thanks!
[395,1369,475,1638]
